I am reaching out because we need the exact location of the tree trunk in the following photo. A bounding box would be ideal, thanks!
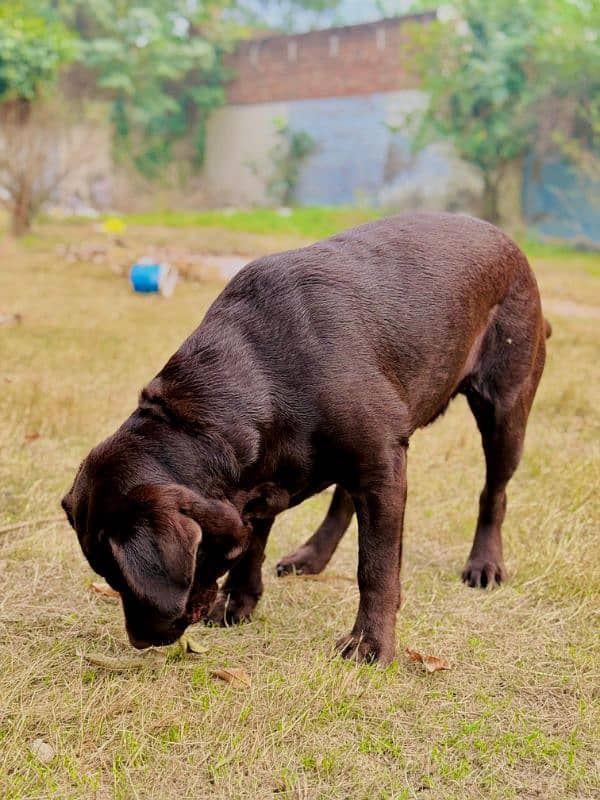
[11,181,33,237]
[0,97,31,125]
[482,174,501,224]
[3,98,35,236]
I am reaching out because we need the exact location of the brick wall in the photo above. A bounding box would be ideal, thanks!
[225,12,436,104]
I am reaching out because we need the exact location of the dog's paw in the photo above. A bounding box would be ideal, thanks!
[205,591,258,626]
[276,545,327,577]
[461,557,507,589]
[334,633,394,665]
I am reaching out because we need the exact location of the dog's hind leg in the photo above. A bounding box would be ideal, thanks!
[276,485,354,576]
[462,322,546,589]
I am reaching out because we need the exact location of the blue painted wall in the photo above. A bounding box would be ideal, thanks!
[286,94,600,243]
[522,158,600,244]
[289,93,410,205]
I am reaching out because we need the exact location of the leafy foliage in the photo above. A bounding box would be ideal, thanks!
[0,3,76,102]
[265,120,317,205]
[54,0,236,177]
[533,0,600,175]
[407,0,600,221]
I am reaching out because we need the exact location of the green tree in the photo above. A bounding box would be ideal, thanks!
[0,3,75,108]
[408,0,599,223]
[533,0,599,178]
[54,0,236,177]
[0,3,76,235]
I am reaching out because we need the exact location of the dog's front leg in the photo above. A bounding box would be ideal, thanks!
[206,518,273,626]
[336,449,407,664]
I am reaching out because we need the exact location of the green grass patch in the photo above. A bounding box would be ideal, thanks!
[120,207,381,239]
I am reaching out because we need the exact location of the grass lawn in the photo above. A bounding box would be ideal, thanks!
[0,216,598,800]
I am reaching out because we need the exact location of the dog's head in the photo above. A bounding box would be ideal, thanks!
[62,441,250,648]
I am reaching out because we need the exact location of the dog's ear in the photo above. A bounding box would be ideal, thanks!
[109,484,202,618]
[61,492,75,528]
[109,484,249,617]
[175,485,250,560]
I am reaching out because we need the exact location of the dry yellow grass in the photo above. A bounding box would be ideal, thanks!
[0,221,598,800]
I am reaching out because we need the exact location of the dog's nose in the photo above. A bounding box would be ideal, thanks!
[127,627,180,649]
[128,633,153,650]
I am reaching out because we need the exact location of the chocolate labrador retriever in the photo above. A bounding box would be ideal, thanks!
[62,213,549,663]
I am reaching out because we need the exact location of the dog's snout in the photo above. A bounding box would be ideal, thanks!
[125,610,186,650]
[127,627,180,649]
[128,633,153,650]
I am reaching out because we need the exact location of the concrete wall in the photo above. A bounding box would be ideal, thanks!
[201,101,288,206]
[202,90,484,214]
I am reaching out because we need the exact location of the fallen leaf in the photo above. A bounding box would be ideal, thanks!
[423,655,450,673]
[406,647,450,673]
[83,651,166,672]
[29,739,54,764]
[89,581,120,599]
[210,668,251,689]
[406,647,424,663]
[177,633,208,655]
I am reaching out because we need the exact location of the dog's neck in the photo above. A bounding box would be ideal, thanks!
[125,412,243,497]
[130,324,314,506]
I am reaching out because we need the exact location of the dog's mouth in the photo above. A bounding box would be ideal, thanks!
[184,581,218,626]
[130,632,179,649]
[126,582,218,649]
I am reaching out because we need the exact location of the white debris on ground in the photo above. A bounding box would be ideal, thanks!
[56,242,249,283]
[29,739,54,764]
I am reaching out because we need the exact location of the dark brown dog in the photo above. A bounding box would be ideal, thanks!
[62,213,549,663]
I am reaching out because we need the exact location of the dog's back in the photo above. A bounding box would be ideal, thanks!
[199,212,544,433]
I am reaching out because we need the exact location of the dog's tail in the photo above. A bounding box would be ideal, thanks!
[544,318,552,339]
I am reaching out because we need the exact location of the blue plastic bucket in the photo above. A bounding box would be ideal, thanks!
[130,261,178,297]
